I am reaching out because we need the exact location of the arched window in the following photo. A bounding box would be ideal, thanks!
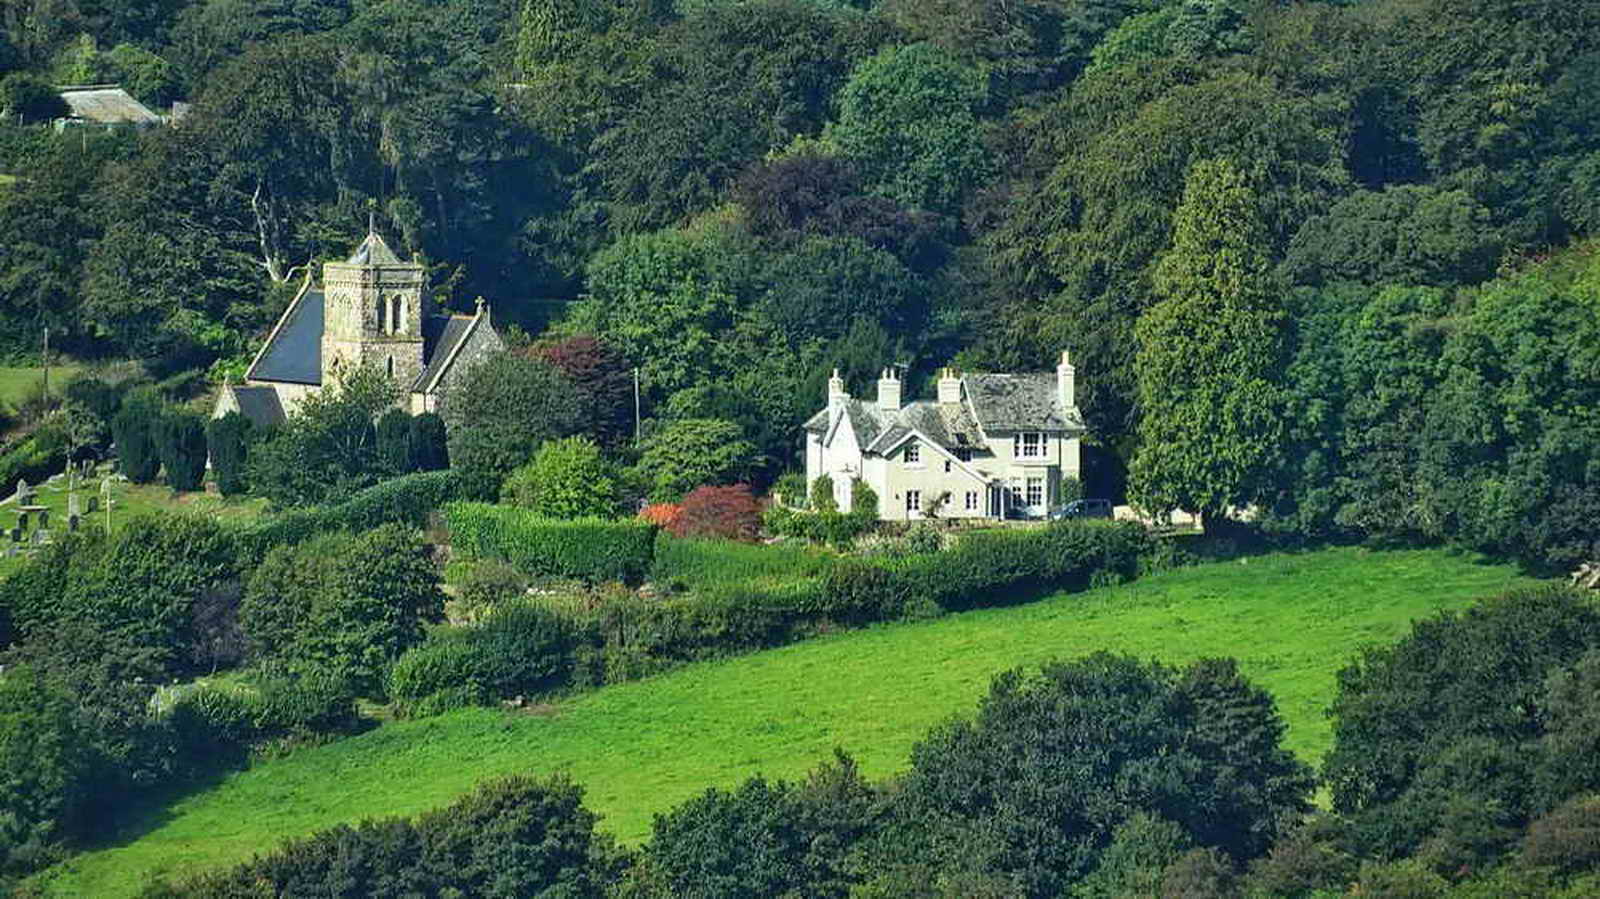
[375,296,386,333]
[386,355,394,378]
[394,296,405,334]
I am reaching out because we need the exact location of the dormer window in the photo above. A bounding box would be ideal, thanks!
[1015,432,1045,459]
[904,441,920,465]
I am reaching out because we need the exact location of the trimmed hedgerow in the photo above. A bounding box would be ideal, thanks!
[232,469,483,565]
[389,601,586,712]
[445,502,657,584]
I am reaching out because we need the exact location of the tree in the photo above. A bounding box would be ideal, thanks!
[669,484,762,541]
[1283,185,1502,288]
[246,366,397,506]
[1130,159,1289,519]
[635,418,754,503]
[880,653,1312,895]
[375,408,414,476]
[206,412,252,497]
[500,436,619,519]
[0,73,67,122]
[828,42,993,215]
[409,412,448,471]
[527,335,634,448]
[158,410,207,492]
[112,388,163,483]
[240,525,444,696]
[757,236,923,345]
[445,352,584,484]
[0,664,96,877]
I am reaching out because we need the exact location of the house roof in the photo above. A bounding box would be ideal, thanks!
[57,86,160,125]
[965,373,1077,432]
[411,314,475,391]
[248,288,324,385]
[228,385,286,429]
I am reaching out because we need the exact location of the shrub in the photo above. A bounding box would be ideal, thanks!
[811,474,837,512]
[640,502,681,529]
[446,502,658,584]
[0,665,96,877]
[501,435,619,519]
[389,633,484,708]
[409,412,448,471]
[446,352,583,482]
[113,387,163,483]
[0,435,62,492]
[456,559,528,619]
[375,408,414,476]
[670,484,761,541]
[205,412,252,496]
[158,410,207,491]
[774,471,807,508]
[231,468,482,565]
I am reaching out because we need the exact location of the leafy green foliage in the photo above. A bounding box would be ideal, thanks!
[1284,185,1503,289]
[240,525,445,695]
[374,408,413,476]
[246,366,398,506]
[445,351,583,483]
[205,411,252,496]
[500,435,619,519]
[390,600,586,711]
[113,387,164,483]
[409,411,449,471]
[635,417,754,502]
[157,409,207,491]
[0,73,67,122]
[446,502,659,584]
[0,665,95,877]
[1131,159,1289,518]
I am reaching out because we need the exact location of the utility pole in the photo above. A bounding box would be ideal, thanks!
[41,326,48,398]
[633,368,641,446]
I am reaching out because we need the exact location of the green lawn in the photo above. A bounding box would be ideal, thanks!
[35,546,1539,895]
[0,364,82,408]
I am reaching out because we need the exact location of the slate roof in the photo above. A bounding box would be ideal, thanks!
[58,86,161,125]
[346,232,406,266]
[228,385,286,428]
[805,371,1081,457]
[249,289,324,385]
[411,315,475,391]
[965,373,1077,432]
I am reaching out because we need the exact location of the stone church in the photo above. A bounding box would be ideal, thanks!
[214,228,504,427]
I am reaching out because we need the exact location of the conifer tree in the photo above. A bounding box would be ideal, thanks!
[1130,158,1289,520]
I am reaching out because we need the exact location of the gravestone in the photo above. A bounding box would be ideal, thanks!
[8,527,19,543]
[16,511,27,532]
[86,495,98,514]
[36,508,48,530]
[67,514,79,533]
[32,528,48,545]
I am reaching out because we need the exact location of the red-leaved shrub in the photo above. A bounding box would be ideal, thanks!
[669,485,761,541]
[640,503,682,529]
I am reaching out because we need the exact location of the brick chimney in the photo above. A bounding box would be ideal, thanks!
[828,368,848,416]
[877,367,901,411]
[1057,351,1076,409]
[938,367,962,404]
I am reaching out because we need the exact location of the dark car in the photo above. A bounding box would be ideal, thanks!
[1049,499,1113,520]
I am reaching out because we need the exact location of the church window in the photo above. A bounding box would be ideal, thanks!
[387,356,394,377]
[375,297,387,333]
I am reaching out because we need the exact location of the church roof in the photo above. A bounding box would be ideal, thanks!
[228,385,286,428]
[346,231,406,266]
[412,314,474,391]
[248,288,324,385]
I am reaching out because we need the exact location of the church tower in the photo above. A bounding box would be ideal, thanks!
[319,221,429,391]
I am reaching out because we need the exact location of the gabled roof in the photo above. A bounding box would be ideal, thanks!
[248,288,324,385]
[57,85,160,125]
[412,314,475,392]
[346,231,406,266]
[228,385,286,429]
[965,373,1077,432]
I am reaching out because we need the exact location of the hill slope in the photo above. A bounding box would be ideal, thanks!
[39,546,1537,895]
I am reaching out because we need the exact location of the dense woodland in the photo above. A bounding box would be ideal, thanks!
[0,0,1598,565]
[4,0,1600,895]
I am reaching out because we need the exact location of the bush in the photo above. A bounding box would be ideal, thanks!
[640,503,682,529]
[113,387,163,483]
[0,665,96,877]
[389,633,484,708]
[669,484,761,541]
[636,417,753,502]
[500,435,619,519]
[409,412,448,471]
[446,502,658,584]
[774,471,807,508]
[456,559,528,618]
[811,474,837,512]
[0,435,62,492]
[392,602,585,711]
[205,412,252,496]
[375,408,413,476]
[158,410,207,491]
[231,468,483,565]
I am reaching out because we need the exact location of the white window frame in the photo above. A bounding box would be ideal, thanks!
[964,490,977,511]
[906,490,921,514]
[1014,432,1045,459]
[1026,476,1044,507]
[904,441,920,465]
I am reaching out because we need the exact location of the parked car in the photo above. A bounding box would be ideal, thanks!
[1049,499,1113,520]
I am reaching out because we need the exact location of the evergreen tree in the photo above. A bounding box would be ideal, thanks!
[409,412,449,472]
[1130,158,1289,519]
[205,411,253,497]
[375,408,414,476]
[159,411,208,492]
[112,388,164,483]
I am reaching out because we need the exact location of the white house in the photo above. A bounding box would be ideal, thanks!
[802,354,1086,521]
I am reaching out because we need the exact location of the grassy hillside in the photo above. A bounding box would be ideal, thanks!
[37,546,1538,895]
[0,364,81,407]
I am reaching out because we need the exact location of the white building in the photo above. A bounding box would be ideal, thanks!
[802,354,1086,521]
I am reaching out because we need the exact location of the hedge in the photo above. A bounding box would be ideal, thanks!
[445,502,658,583]
[232,469,483,564]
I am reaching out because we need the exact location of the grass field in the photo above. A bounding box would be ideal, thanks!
[35,545,1539,895]
[0,364,82,408]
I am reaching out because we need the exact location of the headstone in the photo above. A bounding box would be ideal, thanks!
[32,528,48,545]
[36,508,48,530]
[16,511,27,532]
[8,528,19,543]
[13,479,25,503]
[67,514,79,533]
[86,496,98,514]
